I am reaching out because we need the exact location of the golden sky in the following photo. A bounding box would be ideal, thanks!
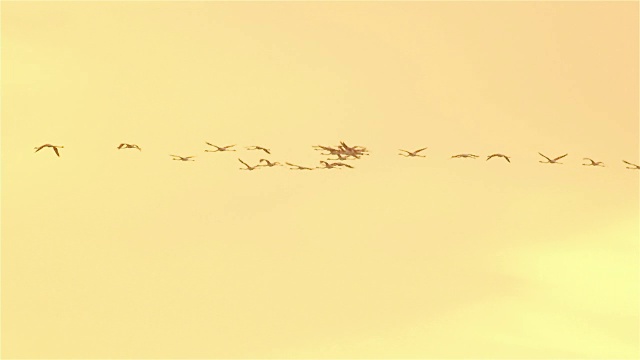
[2,1,638,358]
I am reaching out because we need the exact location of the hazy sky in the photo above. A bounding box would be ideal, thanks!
[2,1,638,358]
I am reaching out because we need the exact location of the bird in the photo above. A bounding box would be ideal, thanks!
[399,147,428,157]
[286,162,315,170]
[170,155,195,161]
[451,154,479,159]
[538,152,568,164]
[486,154,511,162]
[238,158,260,171]
[34,144,64,157]
[204,143,236,152]
[582,158,604,167]
[246,146,271,154]
[117,143,142,151]
[258,159,282,167]
[318,161,354,169]
[622,160,640,170]
[327,153,353,161]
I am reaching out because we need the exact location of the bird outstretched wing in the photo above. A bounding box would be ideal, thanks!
[238,158,251,168]
[53,147,60,157]
[538,152,553,162]
[553,153,568,161]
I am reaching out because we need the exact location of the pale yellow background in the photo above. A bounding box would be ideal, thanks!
[2,1,638,358]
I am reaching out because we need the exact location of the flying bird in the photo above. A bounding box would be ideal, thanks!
[258,159,282,167]
[318,161,354,169]
[246,146,271,154]
[582,158,604,167]
[622,160,640,170]
[34,144,64,157]
[451,154,479,159]
[204,143,236,152]
[399,147,428,157]
[117,143,142,151]
[286,162,315,170]
[238,158,260,171]
[170,155,195,161]
[538,152,568,164]
[487,154,511,163]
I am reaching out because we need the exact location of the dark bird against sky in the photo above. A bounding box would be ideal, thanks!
[622,160,640,170]
[399,147,428,157]
[583,158,604,167]
[487,154,511,163]
[170,155,195,161]
[117,143,142,151]
[205,143,236,152]
[34,144,64,157]
[538,152,568,164]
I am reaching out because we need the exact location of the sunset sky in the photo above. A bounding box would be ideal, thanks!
[2,1,638,358]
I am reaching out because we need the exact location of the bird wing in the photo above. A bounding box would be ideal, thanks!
[262,148,271,154]
[336,163,353,168]
[486,154,495,160]
[285,162,298,167]
[238,158,251,168]
[414,147,428,153]
[622,160,638,166]
[117,143,126,149]
[53,147,60,157]
[34,145,45,152]
[205,142,216,147]
[553,153,568,161]
[538,152,552,162]
[505,156,511,163]
[170,154,180,158]
[399,149,411,154]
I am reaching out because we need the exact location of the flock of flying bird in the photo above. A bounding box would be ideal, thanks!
[33,142,640,170]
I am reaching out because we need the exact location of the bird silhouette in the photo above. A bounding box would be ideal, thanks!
[451,154,479,159]
[538,152,568,164]
[487,154,511,163]
[238,158,260,171]
[399,147,428,157]
[258,159,282,167]
[286,162,314,170]
[246,146,271,154]
[582,158,604,167]
[117,143,142,151]
[170,155,195,161]
[204,143,236,152]
[622,160,640,170]
[34,144,64,157]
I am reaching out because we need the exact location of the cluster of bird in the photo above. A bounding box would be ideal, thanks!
[33,142,640,170]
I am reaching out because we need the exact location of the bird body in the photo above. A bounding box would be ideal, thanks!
[170,155,195,161]
[205,143,236,152]
[34,144,64,157]
[246,146,271,154]
[238,158,260,170]
[399,147,428,157]
[258,159,282,167]
[318,161,353,169]
[286,162,314,170]
[117,143,142,151]
[583,158,604,167]
[538,152,568,164]
[487,154,511,162]
[451,154,478,159]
